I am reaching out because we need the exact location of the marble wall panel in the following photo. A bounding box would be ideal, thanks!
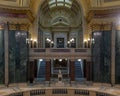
[92,31,111,83]
[115,30,120,84]
[9,30,28,83]
[0,30,4,84]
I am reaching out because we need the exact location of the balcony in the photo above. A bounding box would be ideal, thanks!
[29,48,91,60]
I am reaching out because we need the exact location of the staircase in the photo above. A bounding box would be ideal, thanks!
[36,61,46,81]
[75,61,84,81]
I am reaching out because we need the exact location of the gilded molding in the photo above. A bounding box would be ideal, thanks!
[20,24,29,31]
[8,24,16,30]
[87,8,120,24]
[0,7,34,23]
[91,23,112,31]
[8,23,29,31]
[26,10,35,23]
[0,23,4,29]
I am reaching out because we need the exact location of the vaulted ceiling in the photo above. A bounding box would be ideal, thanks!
[0,0,120,10]
[0,0,120,20]
[38,0,83,27]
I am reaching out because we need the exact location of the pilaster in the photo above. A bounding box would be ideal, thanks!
[111,23,115,85]
[46,59,51,81]
[86,61,91,81]
[70,60,75,81]
[4,23,9,86]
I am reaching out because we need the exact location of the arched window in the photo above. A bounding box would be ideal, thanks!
[49,0,73,8]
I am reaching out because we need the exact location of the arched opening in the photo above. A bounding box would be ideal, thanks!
[37,0,84,48]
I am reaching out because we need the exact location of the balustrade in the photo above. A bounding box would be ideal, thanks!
[6,88,116,96]
[29,48,91,59]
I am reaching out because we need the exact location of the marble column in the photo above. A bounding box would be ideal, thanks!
[70,60,75,81]
[111,23,115,85]
[46,59,51,81]
[4,23,9,86]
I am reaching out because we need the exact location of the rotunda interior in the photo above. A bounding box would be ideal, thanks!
[0,0,120,96]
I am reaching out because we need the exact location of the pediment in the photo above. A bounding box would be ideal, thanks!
[52,21,69,27]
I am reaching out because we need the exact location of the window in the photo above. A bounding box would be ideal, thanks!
[49,0,73,8]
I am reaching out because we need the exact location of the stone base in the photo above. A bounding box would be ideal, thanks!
[55,81,64,87]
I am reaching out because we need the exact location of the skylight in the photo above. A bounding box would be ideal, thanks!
[49,0,73,8]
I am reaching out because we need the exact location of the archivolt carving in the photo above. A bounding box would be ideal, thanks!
[39,7,82,27]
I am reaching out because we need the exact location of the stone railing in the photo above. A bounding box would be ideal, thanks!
[3,87,118,96]
[6,89,115,96]
[29,48,91,59]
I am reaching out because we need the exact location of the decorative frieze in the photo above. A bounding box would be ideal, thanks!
[91,23,112,32]
[87,8,120,25]
[8,24,16,30]
[8,23,29,31]
[20,24,29,31]
[0,7,34,23]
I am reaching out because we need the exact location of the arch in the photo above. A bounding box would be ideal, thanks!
[35,0,85,48]
[32,0,86,17]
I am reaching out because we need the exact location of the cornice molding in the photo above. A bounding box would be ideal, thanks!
[87,7,120,24]
[0,4,30,10]
[0,7,34,23]
[39,24,80,31]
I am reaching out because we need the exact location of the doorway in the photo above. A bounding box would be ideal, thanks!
[57,38,64,48]
[52,59,69,79]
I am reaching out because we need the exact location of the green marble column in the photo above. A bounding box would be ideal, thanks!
[9,31,28,83]
[115,30,120,84]
[0,30,4,84]
[92,31,111,83]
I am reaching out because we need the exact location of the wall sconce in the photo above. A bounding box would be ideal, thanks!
[92,38,95,44]
[50,41,54,48]
[59,59,62,62]
[88,38,90,48]
[78,59,82,62]
[84,39,87,48]
[46,38,51,42]
[30,38,33,48]
[30,38,37,48]
[84,38,92,48]
[46,38,54,48]
[33,39,37,48]
[67,38,75,48]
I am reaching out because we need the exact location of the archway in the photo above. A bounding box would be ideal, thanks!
[37,0,84,48]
